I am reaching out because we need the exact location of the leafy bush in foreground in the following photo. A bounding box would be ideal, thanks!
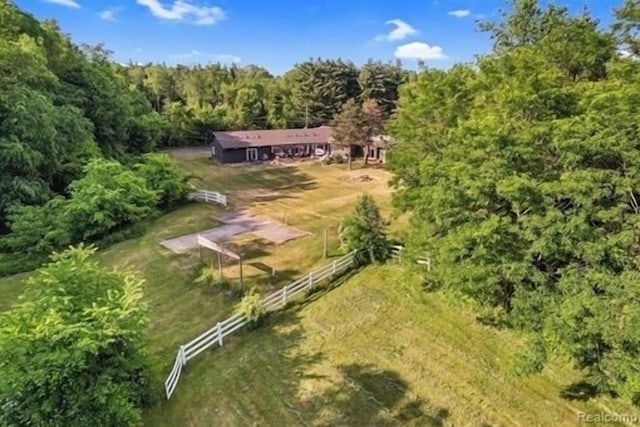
[0,245,152,426]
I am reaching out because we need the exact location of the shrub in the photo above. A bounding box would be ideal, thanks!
[135,153,189,210]
[0,245,152,426]
[195,266,232,292]
[236,287,266,329]
[0,196,70,255]
[64,159,158,242]
[332,153,345,164]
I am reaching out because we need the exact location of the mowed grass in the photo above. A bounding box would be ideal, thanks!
[175,156,404,286]
[145,265,638,426]
[0,156,402,399]
[1,153,637,425]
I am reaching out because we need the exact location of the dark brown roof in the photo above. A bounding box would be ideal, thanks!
[213,126,333,149]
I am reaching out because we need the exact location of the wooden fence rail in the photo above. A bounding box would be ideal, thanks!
[164,250,357,399]
[187,189,228,206]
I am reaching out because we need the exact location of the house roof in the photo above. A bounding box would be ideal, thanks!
[213,126,333,149]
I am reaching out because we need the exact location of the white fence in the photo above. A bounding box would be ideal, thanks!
[390,244,431,270]
[188,189,227,206]
[164,250,357,399]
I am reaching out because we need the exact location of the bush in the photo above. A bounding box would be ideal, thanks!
[0,196,70,255]
[331,153,345,164]
[64,159,158,242]
[0,245,152,426]
[340,194,390,263]
[135,153,189,210]
[195,266,232,292]
[236,288,266,329]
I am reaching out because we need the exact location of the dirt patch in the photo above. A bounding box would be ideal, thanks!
[349,174,374,182]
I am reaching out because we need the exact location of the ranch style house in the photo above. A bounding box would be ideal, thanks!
[210,126,388,164]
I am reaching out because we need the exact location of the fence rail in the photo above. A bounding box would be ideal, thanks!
[164,250,357,399]
[188,189,228,206]
[390,244,431,270]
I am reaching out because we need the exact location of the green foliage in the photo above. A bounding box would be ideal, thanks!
[195,266,231,292]
[389,0,640,405]
[358,60,408,117]
[0,196,70,255]
[0,244,152,426]
[331,98,385,168]
[331,153,345,164]
[64,159,158,242]
[1,153,186,275]
[289,58,360,127]
[135,153,189,210]
[614,0,640,56]
[0,2,158,232]
[340,194,390,263]
[236,287,266,328]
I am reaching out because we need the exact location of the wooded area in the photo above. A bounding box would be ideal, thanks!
[388,0,640,407]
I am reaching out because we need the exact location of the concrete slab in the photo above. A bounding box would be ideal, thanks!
[253,224,310,245]
[160,224,250,254]
[160,209,311,254]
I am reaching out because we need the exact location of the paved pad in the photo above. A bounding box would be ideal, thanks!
[160,224,251,254]
[160,210,310,254]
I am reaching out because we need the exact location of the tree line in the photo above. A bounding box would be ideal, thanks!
[388,0,640,406]
[123,58,411,146]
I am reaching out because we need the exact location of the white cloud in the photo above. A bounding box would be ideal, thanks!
[99,7,123,21]
[137,0,225,25]
[449,9,470,18]
[170,50,241,63]
[394,42,446,60]
[43,0,80,8]
[214,54,241,63]
[374,19,417,42]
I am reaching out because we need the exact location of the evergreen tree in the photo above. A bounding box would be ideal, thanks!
[340,194,390,263]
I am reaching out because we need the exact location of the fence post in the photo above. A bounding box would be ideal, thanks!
[179,345,187,366]
[332,260,337,276]
[282,286,288,307]
[308,271,314,290]
[217,322,223,346]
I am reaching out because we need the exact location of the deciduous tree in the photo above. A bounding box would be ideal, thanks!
[0,245,152,426]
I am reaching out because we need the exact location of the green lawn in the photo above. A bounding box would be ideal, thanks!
[144,265,638,426]
[0,155,637,426]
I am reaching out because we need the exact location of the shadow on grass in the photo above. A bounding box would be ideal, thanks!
[146,261,450,425]
[224,167,319,204]
[559,381,600,402]
[309,363,449,426]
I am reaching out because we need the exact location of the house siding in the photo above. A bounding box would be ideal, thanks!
[222,147,248,164]
[214,146,275,164]
[211,140,225,163]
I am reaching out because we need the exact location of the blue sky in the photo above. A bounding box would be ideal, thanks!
[15,0,624,74]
